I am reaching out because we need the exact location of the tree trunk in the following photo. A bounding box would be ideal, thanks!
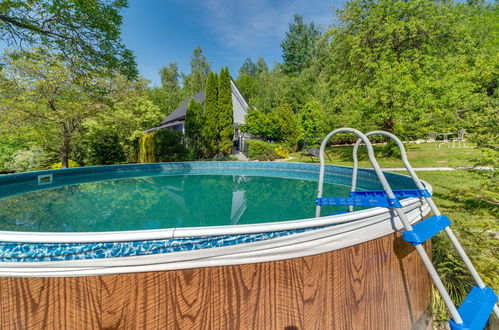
[61,126,71,168]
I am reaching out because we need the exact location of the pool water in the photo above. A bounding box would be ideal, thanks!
[0,174,351,232]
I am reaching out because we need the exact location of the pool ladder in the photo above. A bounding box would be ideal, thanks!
[315,128,498,330]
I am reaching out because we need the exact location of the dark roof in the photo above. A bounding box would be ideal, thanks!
[160,90,205,125]
[148,78,249,132]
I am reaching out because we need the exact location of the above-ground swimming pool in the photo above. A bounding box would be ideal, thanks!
[0,162,433,329]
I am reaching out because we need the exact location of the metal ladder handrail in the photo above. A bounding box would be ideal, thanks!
[350,130,499,321]
[316,128,463,324]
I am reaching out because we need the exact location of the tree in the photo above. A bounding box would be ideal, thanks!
[183,46,211,94]
[218,67,234,155]
[0,0,137,77]
[256,57,269,74]
[238,58,258,77]
[0,49,105,168]
[83,75,162,164]
[201,71,218,157]
[300,101,325,138]
[149,62,183,116]
[319,0,492,136]
[281,14,320,75]
[185,99,203,154]
[159,62,180,91]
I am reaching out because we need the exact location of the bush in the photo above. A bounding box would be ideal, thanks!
[155,130,190,162]
[247,140,278,161]
[4,147,45,173]
[50,160,80,169]
[274,145,289,159]
[86,133,126,165]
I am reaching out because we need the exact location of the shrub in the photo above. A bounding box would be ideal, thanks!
[50,160,80,169]
[274,145,289,159]
[4,147,46,173]
[86,133,126,165]
[247,140,278,161]
[138,130,190,163]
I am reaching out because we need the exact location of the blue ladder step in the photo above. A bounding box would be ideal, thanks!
[350,189,431,198]
[449,286,498,330]
[316,197,402,208]
[402,215,451,245]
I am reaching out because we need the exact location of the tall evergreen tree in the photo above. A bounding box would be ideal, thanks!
[185,99,203,155]
[218,67,234,155]
[281,14,320,75]
[201,71,219,157]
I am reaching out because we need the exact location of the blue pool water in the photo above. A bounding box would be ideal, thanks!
[0,174,351,232]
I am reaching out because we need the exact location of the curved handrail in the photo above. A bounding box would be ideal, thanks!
[316,128,463,323]
[350,131,426,212]
[316,128,401,219]
[349,130,499,321]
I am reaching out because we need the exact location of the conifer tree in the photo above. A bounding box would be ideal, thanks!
[201,71,219,157]
[185,99,203,155]
[218,67,234,155]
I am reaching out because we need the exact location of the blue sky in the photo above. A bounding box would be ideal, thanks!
[121,0,341,86]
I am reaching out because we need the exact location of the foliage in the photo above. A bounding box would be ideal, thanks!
[299,101,326,138]
[239,58,258,77]
[185,99,203,155]
[241,104,300,148]
[415,170,498,327]
[138,132,156,163]
[318,0,497,136]
[0,0,137,77]
[85,132,126,165]
[4,147,45,173]
[0,49,106,168]
[83,75,162,164]
[138,130,189,163]
[218,67,234,155]
[154,129,189,162]
[246,140,278,161]
[50,159,80,169]
[274,145,289,159]
[183,46,211,95]
[201,71,219,157]
[281,14,320,75]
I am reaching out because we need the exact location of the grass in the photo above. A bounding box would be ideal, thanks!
[289,142,483,168]
[409,170,498,328]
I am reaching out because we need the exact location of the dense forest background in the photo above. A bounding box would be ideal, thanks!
[0,0,497,172]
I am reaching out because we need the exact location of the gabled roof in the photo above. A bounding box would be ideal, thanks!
[160,90,205,126]
[148,78,249,132]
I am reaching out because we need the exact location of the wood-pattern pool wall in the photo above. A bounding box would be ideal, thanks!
[0,232,431,330]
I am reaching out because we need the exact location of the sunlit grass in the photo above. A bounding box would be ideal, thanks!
[288,142,483,168]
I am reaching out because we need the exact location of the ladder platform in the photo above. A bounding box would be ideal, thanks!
[316,197,402,208]
[449,286,498,330]
[402,215,451,245]
[350,189,431,198]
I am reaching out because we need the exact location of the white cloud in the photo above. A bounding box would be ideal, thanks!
[194,0,334,52]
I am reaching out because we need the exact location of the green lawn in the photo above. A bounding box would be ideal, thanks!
[406,170,498,326]
[289,142,483,168]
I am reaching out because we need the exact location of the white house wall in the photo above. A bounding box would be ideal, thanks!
[232,93,247,124]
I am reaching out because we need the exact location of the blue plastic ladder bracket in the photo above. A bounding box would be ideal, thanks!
[350,189,431,198]
[449,286,498,330]
[402,215,451,245]
[316,197,402,208]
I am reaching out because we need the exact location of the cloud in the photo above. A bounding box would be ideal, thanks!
[194,0,334,53]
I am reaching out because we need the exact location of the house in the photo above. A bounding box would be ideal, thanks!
[147,78,250,151]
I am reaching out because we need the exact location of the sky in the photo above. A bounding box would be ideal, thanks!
[121,0,342,86]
